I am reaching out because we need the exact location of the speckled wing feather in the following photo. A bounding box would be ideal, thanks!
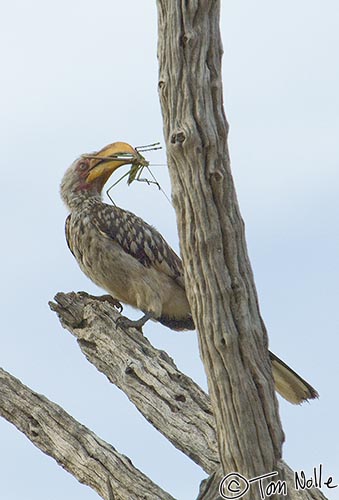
[65,214,75,257]
[92,203,185,288]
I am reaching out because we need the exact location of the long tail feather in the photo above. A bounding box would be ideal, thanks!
[269,351,319,404]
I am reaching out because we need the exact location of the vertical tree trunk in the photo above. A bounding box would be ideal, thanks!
[156,0,285,488]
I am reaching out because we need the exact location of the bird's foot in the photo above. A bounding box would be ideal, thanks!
[78,292,123,312]
[95,294,123,312]
[115,312,153,332]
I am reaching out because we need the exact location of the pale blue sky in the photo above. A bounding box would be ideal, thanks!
[0,1,338,499]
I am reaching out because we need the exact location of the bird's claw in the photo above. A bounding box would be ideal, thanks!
[97,294,123,312]
[78,292,123,312]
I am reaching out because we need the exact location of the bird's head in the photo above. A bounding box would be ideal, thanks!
[61,141,138,209]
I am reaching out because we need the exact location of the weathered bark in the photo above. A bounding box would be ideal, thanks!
[0,366,174,500]
[49,291,219,474]
[50,293,327,500]
[156,0,284,486]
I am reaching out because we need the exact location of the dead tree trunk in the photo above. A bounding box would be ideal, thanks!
[156,0,285,486]
[0,3,326,500]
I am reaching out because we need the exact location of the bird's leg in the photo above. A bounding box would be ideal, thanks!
[77,291,123,312]
[115,312,153,332]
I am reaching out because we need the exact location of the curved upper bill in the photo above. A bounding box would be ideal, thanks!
[86,142,139,183]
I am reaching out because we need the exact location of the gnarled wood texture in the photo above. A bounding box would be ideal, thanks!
[0,365,174,500]
[156,0,284,484]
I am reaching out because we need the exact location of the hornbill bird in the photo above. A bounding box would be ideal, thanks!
[61,141,318,405]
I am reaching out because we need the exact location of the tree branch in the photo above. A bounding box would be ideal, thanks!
[0,366,174,500]
[49,291,219,474]
[50,292,328,500]
[156,0,284,484]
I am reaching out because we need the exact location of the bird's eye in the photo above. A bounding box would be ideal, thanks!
[78,161,88,171]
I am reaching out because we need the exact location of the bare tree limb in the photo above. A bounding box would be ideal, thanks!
[0,366,175,500]
[50,292,328,500]
[49,291,219,474]
[156,0,284,485]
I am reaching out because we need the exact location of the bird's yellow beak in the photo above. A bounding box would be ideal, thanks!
[86,142,138,184]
